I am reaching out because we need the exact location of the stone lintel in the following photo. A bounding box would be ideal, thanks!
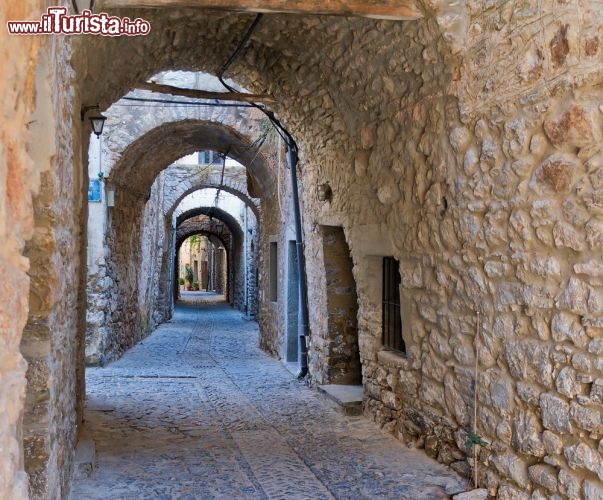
[97,0,423,20]
[136,81,277,104]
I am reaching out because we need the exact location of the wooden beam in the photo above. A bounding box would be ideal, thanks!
[97,0,423,21]
[135,81,277,104]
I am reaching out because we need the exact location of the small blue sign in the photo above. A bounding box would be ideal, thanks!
[88,179,102,202]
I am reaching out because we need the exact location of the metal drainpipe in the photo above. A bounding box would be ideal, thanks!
[243,204,249,315]
[216,14,309,376]
[286,143,309,379]
[171,221,177,307]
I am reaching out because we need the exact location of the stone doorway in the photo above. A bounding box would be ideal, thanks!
[321,226,361,385]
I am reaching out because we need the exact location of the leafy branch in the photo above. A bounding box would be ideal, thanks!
[465,430,489,449]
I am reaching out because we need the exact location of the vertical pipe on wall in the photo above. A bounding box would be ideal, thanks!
[170,220,177,309]
[243,204,248,315]
[216,12,308,374]
[287,144,309,378]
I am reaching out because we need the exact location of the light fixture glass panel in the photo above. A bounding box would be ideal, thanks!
[89,114,107,137]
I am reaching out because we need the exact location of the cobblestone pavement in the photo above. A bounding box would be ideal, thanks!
[70,296,467,499]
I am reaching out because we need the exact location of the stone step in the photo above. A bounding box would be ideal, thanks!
[317,384,363,416]
[73,435,96,480]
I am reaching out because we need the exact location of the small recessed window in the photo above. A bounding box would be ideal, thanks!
[382,257,405,353]
[269,241,278,302]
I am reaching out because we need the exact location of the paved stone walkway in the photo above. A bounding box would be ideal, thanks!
[70,296,467,499]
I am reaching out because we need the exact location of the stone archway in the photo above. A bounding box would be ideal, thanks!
[124,158,262,329]
[162,161,260,222]
[109,119,274,197]
[176,232,228,297]
[156,158,261,312]
[86,115,271,366]
[176,206,246,309]
[175,216,232,302]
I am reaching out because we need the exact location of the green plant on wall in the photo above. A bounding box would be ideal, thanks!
[465,430,488,449]
[184,263,194,285]
[185,234,201,287]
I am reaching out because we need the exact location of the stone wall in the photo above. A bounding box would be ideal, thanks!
[430,4,603,494]
[16,27,85,500]
[287,4,603,498]
[2,3,86,496]
[87,179,170,364]
[138,173,169,337]
[0,2,47,497]
[256,133,298,360]
[243,204,260,317]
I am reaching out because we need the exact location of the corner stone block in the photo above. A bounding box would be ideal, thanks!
[570,402,603,434]
[551,311,588,348]
[555,366,579,398]
[496,482,530,500]
[491,452,530,489]
[564,442,601,476]
[533,155,579,194]
[544,103,601,148]
[591,379,603,404]
[528,464,558,493]
[558,468,582,499]
[399,260,422,288]
[542,430,563,455]
[512,410,545,457]
[583,479,603,499]
[540,393,571,434]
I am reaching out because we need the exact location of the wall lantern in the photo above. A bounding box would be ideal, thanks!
[317,183,332,202]
[89,113,107,138]
[81,104,107,138]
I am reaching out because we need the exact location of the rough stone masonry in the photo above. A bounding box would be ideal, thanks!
[1,1,603,499]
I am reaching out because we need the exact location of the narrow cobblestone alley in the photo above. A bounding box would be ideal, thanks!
[70,295,467,499]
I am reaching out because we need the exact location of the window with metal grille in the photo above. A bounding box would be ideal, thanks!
[382,257,405,353]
